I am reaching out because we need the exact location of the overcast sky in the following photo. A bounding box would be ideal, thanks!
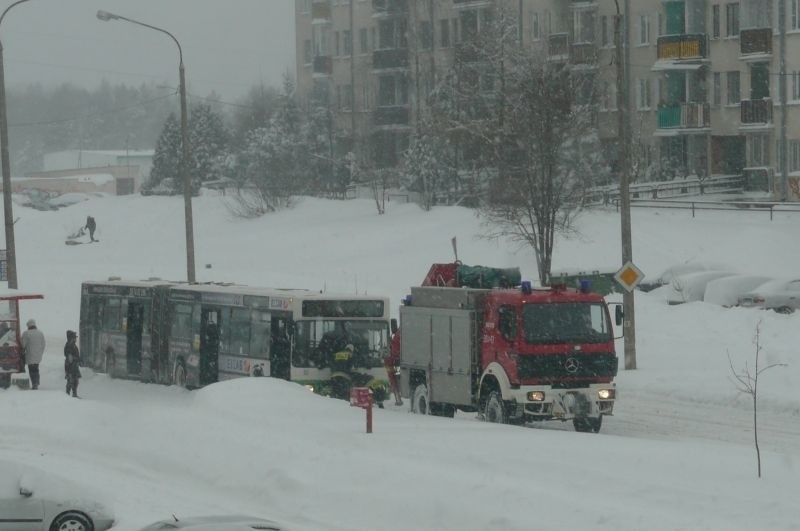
[2,0,295,102]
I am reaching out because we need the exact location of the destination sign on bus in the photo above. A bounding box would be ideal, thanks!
[302,300,384,318]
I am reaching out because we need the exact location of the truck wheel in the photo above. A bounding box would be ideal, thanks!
[573,415,603,433]
[412,383,429,415]
[483,391,507,424]
[431,402,456,418]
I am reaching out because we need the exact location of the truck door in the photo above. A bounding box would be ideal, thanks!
[270,316,291,380]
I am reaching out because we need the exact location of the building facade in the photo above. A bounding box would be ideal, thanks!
[295,0,800,200]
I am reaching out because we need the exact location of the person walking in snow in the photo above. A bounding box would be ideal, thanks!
[84,216,97,242]
[64,330,81,398]
[21,319,45,390]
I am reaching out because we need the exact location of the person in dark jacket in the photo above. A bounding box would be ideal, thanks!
[85,216,97,242]
[64,330,81,398]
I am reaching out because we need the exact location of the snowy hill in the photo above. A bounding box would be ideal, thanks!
[1,193,798,530]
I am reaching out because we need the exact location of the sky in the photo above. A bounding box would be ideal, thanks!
[0,192,799,530]
[1,0,296,101]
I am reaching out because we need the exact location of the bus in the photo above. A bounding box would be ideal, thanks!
[79,279,394,399]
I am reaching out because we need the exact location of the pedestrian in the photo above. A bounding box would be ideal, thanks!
[21,319,45,390]
[84,216,97,242]
[64,330,81,398]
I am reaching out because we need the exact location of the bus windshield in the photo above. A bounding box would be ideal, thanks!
[293,319,390,369]
[522,302,612,344]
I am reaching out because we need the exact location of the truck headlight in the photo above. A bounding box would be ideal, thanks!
[304,384,315,393]
[527,391,545,402]
[598,388,615,400]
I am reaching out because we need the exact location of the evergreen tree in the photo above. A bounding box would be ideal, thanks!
[148,113,182,189]
[189,103,229,185]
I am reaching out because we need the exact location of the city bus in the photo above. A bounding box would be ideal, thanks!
[79,279,393,398]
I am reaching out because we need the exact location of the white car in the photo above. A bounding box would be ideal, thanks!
[704,275,773,307]
[138,515,284,530]
[737,279,800,314]
[0,461,114,531]
[662,270,736,305]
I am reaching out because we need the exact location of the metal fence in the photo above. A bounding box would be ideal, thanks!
[615,198,800,220]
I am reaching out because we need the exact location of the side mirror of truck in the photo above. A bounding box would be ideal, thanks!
[615,305,624,326]
[390,318,398,335]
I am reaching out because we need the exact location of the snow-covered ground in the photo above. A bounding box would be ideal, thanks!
[1,193,798,531]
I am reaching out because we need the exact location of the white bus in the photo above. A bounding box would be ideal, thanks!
[80,279,393,399]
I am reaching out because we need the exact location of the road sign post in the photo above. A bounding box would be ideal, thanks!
[614,261,644,293]
[350,387,373,434]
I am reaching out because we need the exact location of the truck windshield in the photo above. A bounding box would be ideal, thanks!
[293,319,390,368]
[522,302,612,344]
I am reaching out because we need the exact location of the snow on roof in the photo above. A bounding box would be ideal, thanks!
[13,173,115,185]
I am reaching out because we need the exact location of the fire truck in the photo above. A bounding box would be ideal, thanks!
[394,263,619,432]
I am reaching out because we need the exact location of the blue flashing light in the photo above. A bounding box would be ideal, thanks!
[521,281,532,294]
[579,279,591,293]
[403,294,413,306]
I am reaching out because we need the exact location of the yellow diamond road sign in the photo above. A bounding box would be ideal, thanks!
[614,261,645,292]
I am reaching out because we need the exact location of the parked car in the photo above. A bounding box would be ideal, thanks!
[704,275,773,307]
[737,279,800,314]
[138,514,284,530]
[0,461,114,531]
[639,262,729,292]
[662,270,736,305]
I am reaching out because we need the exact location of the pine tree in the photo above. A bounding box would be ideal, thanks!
[148,112,182,189]
[189,103,229,185]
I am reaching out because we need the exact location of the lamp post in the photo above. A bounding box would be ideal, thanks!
[0,0,32,289]
[97,10,196,283]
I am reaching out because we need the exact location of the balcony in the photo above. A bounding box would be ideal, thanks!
[372,0,408,17]
[373,48,409,70]
[740,28,773,58]
[313,55,333,77]
[311,0,331,22]
[657,103,710,130]
[741,99,773,125]
[656,34,708,61]
[548,33,569,61]
[374,105,410,127]
[570,43,597,66]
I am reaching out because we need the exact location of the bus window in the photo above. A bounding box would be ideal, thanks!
[249,311,270,359]
[171,304,194,339]
[103,298,121,331]
[229,308,251,356]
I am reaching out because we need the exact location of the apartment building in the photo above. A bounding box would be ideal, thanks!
[295,0,800,200]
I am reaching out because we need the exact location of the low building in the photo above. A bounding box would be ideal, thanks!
[10,166,140,195]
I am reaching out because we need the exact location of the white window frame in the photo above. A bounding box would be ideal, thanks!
[637,78,652,110]
[531,12,540,41]
[638,14,651,45]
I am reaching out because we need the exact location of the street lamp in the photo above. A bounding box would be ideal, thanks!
[0,0,32,289]
[96,10,196,283]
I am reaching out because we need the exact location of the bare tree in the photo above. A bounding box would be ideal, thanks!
[728,321,788,478]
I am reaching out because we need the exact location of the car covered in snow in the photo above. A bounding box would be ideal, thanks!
[737,279,800,314]
[661,270,736,305]
[704,275,773,307]
[141,177,179,196]
[137,514,284,530]
[0,460,114,531]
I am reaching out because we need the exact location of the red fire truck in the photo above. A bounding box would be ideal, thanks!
[393,264,619,432]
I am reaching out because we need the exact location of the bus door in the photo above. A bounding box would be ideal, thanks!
[126,302,145,376]
[84,297,104,370]
[270,316,291,380]
[199,308,221,386]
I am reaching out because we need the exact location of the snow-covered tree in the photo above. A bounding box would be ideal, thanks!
[189,103,229,185]
[147,112,181,189]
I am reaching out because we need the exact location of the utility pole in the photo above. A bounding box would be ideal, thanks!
[615,0,636,370]
[779,0,788,201]
[349,0,356,168]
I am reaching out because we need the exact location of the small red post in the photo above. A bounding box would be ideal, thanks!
[350,387,374,434]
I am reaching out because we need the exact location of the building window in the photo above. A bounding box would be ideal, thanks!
[793,0,800,30]
[304,40,312,64]
[420,20,433,50]
[360,28,368,54]
[791,71,800,102]
[440,19,450,47]
[713,72,721,105]
[301,0,310,14]
[343,30,352,56]
[792,141,800,172]
[727,71,740,104]
[452,18,459,44]
[638,14,650,45]
[601,15,608,46]
[531,12,540,42]
[749,134,769,166]
[726,3,739,37]
[335,31,340,56]
[574,10,596,43]
[712,5,721,38]
[637,78,651,110]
